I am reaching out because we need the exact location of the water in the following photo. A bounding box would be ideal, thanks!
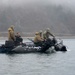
[0,39,75,75]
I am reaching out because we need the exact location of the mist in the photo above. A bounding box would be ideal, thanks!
[0,0,75,36]
[0,0,75,6]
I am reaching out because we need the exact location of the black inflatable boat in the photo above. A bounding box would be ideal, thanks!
[0,38,67,53]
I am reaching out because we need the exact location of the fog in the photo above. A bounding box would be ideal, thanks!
[0,0,75,36]
[0,0,75,6]
[0,0,75,13]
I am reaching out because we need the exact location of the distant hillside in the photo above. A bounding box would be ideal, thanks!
[0,1,75,36]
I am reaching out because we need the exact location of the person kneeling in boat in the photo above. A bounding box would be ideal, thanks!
[15,32,23,46]
[34,32,44,46]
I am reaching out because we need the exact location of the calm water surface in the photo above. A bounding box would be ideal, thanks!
[0,39,75,75]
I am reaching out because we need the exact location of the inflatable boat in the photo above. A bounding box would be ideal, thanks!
[0,38,67,53]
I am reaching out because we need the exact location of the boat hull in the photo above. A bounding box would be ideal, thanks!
[0,38,67,53]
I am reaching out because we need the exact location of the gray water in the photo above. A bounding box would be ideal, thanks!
[0,39,75,75]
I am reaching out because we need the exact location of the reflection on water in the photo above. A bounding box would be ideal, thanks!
[0,39,75,75]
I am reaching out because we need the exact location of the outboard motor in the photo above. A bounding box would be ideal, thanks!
[61,46,67,51]
[54,39,67,51]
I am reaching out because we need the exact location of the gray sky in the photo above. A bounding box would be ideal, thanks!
[0,0,75,6]
[0,0,75,12]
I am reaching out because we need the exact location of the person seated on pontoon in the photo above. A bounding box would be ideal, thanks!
[5,25,15,48]
[15,32,23,46]
[34,32,43,46]
[8,25,15,42]
[8,26,15,41]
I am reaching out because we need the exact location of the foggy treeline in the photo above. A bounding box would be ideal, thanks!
[0,0,75,36]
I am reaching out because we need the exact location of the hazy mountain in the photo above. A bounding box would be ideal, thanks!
[0,0,75,36]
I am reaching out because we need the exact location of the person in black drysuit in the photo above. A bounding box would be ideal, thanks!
[15,32,23,46]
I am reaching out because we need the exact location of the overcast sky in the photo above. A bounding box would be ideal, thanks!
[0,0,75,12]
[0,0,75,6]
